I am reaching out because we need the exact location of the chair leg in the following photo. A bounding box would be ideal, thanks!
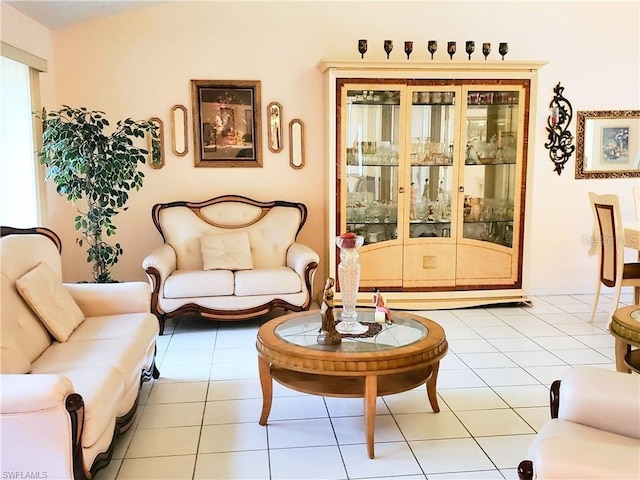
[589,280,602,323]
[608,284,623,325]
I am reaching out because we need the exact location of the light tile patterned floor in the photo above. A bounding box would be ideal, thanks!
[96,292,633,480]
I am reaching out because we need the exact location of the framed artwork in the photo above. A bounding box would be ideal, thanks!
[191,80,262,167]
[576,110,640,179]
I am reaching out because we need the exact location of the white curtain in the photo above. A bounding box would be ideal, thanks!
[0,55,38,227]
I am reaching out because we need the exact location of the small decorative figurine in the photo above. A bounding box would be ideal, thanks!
[317,277,341,345]
[373,288,393,324]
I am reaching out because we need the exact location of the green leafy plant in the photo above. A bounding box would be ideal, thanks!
[36,106,159,283]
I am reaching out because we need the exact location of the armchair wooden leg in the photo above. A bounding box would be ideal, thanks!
[517,460,534,480]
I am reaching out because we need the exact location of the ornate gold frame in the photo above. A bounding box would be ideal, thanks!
[576,110,640,179]
[191,79,262,168]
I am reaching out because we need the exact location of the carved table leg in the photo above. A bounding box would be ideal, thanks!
[614,337,631,373]
[364,375,378,459]
[258,356,273,425]
[426,361,441,412]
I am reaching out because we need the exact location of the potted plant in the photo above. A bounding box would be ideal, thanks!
[37,106,159,283]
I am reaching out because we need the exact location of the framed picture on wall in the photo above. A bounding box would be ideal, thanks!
[576,110,640,179]
[191,80,262,167]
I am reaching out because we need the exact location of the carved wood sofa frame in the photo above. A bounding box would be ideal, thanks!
[145,195,319,334]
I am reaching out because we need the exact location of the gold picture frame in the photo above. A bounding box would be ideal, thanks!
[576,110,640,179]
[191,80,262,168]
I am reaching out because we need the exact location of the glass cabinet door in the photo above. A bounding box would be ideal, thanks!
[343,88,401,245]
[462,88,521,247]
[408,88,457,240]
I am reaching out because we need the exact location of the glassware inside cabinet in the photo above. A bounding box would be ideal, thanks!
[463,89,520,247]
[408,89,456,240]
[344,88,401,245]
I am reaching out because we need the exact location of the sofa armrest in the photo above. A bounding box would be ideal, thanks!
[1,374,81,479]
[558,367,640,439]
[143,244,177,283]
[65,281,151,316]
[286,242,320,280]
[1,374,74,413]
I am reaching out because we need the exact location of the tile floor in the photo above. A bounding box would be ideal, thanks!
[95,292,633,480]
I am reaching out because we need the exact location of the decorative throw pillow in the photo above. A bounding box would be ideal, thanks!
[15,262,85,342]
[201,232,254,271]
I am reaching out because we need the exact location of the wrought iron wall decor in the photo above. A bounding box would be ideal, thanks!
[545,82,575,175]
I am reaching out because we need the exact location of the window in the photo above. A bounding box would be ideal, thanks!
[0,55,38,226]
[1,43,47,228]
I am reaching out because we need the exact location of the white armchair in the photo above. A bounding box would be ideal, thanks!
[518,367,640,480]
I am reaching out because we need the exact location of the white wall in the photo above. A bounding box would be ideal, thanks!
[3,1,639,298]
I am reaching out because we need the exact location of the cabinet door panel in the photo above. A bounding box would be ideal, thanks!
[402,242,456,287]
[359,243,403,287]
[455,242,515,285]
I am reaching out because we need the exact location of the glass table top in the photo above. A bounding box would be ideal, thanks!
[274,310,428,353]
[631,309,640,323]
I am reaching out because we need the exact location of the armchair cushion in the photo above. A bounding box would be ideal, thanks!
[15,262,84,342]
[201,231,253,271]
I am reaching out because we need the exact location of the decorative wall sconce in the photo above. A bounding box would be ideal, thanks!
[544,82,575,175]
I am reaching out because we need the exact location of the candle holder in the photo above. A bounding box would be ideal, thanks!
[544,82,575,175]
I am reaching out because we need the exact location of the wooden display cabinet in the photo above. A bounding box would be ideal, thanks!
[320,60,546,309]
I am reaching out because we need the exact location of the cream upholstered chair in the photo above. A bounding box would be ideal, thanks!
[517,367,640,480]
[633,186,639,220]
[588,192,640,323]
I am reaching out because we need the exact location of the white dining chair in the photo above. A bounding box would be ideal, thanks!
[588,192,640,323]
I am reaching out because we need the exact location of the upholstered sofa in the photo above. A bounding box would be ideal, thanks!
[142,195,320,334]
[518,367,640,480]
[0,227,159,480]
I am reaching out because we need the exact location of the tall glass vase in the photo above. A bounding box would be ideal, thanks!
[335,235,367,334]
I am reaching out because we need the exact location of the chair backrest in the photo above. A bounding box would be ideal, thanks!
[633,186,639,221]
[588,192,624,287]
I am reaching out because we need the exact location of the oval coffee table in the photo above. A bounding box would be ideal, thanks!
[255,309,448,458]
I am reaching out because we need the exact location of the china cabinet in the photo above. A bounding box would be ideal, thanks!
[320,60,546,309]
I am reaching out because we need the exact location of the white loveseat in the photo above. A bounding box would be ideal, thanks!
[0,227,159,479]
[142,195,320,334]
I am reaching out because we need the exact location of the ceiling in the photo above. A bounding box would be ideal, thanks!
[6,1,164,30]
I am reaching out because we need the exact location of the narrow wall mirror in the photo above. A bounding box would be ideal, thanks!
[289,119,305,169]
[267,102,283,153]
[576,110,640,179]
[148,117,165,169]
[171,105,188,157]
